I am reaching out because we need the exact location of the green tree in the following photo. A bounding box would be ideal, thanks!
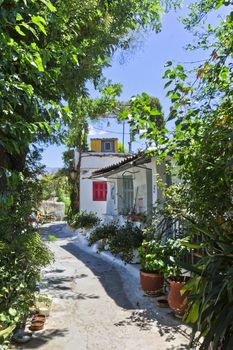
[120,93,165,148]
[40,170,71,210]
[0,0,174,175]
[0,0,175,213]
[0,1,176,343]
[118,142,127,153]
[123,3,232,349]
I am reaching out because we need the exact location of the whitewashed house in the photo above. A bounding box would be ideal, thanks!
[74,138,128,217]
[91,152,171,220]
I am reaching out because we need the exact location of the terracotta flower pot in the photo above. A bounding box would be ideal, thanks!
[157,298,169,308]
[32,314,46,322]
[128,214,144,222]
[29,320,45,331]
[140,271,164,295]
[167,277,189,316]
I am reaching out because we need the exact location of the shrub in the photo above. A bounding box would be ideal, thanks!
[109,222,143,263]
[0,165,54,347]
[68,211,100,229]
[89,221,143,263]
[0,232,53,347]
[88,222,118,246]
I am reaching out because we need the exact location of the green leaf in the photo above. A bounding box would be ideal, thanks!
[0,324,16,338]
[177,64,184,72]
[72,54,79,64]
[164,61,172,67]
[181,242,204,249]
[48,235,57,241]
[150,109,161,116]
[185,302,199,323]
[163,69,171,78]
[167,109,177,121]
[164,80,172,88]
[54,121,61,131]
[34,53,45,72]
[15,25,26,36]
[141,92,149,100]
[31,16,47,35]
[16,13,23,21]
[171,93,180,102]
[9,308,17,317]
[215,0,224,9]
[41,0,57,12]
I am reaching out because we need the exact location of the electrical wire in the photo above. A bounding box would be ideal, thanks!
[90,125,131,135]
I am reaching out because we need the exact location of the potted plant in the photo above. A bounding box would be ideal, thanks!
[138,239,170,295]
[163,238,190,316]
[128,212,147,223]
[35,294,52,316]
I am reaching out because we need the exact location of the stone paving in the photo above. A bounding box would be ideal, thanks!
[17,223,194,350]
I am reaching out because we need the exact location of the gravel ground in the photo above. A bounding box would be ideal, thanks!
[16,223,194,350]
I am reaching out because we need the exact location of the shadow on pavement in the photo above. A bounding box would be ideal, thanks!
[40,223,75,240]
[61,242,192,346]
[62,242,134,310]
[37,225,194,349]
[17,328,69,349]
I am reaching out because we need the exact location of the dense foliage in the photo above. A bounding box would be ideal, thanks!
[108,222,143,262]
[0,0,175,344]
[89,222,143,263]
[88,222,119,246]
[120,94,165,148]
[40,170,71,212]
[1,0,230,347]
[0,152,53,347]
[68,211,100,229]
[122,2,232,349]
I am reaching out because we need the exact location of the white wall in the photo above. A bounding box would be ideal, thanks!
[106,178,118,217]
[79,153,127,217]
[133,167,148,213]
[105,165,150,216]
[104,157,161,218]
[40,200,65,221]
[150,157,158,205]
[74,151,126,169]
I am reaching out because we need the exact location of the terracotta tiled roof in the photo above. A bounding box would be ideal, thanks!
[92,151,151,177]
[90,138,118,141]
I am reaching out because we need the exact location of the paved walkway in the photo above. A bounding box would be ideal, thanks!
[18,223,192,350]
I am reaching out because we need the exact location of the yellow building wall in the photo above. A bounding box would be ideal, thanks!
[114,139,118,153]
[91,139,102,152]
[90,139,118,153]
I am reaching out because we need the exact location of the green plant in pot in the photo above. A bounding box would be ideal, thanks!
[163,238,190,316]
[138,239,170,295]
[128,212,147,223]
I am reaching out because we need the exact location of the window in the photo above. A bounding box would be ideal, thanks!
[123,176,134,213]
[102,140,114,152]
[117,176,134,214]
[93,181,107,201]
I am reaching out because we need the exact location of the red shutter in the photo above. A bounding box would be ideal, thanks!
[93,181,107,201]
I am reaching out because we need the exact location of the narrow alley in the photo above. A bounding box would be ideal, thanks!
[18,224,192,350]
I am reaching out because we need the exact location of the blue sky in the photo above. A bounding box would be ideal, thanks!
[41,2,228,167]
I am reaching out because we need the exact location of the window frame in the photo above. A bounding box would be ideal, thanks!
[93,181,107,201]
[101,140,114,152]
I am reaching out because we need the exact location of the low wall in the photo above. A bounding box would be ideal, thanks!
[40,200,65,221]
